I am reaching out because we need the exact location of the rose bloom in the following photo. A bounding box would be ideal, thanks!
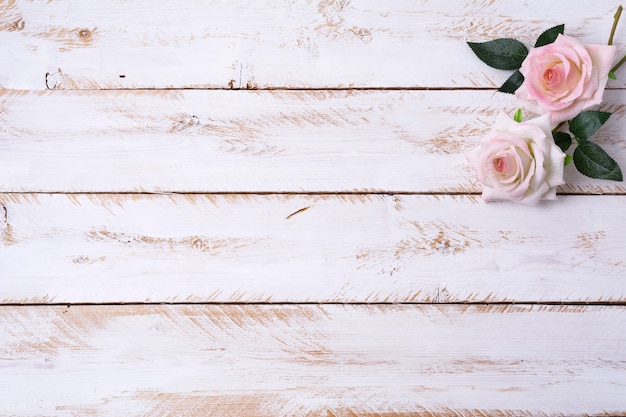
[515,34,616,124]
[467,112,566,205]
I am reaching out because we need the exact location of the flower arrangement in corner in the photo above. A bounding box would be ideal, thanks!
[466,6,625,205]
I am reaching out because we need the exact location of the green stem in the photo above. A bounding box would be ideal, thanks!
[552,122,565,133]
[608,5,623,45]
[611,54,626,74]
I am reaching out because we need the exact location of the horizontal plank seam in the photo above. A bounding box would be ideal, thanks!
[3,192,626,197]
[29,85,626,92]
[2,301,626,307]
[5,191,481,196]
[41,86,503,92]
[10,84,626,93]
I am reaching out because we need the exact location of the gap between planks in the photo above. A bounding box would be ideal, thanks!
[3,192,481,205]
[4,191,626,196]
[42,85,506,92]
[19,84,626,94]
[3,302,626,308]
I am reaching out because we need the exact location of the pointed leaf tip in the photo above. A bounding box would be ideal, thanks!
[573,141,623,181]
[468,39,529,70]
[535,24,565,47]
[553,131,572,152]
[499,70,524,94]
[569,111,611,140]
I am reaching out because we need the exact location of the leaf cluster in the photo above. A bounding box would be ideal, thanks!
[468,25,622,181]
[553,111,622,181]
[467,25,564,93]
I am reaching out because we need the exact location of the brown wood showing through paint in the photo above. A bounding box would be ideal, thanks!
[1,1,626,416]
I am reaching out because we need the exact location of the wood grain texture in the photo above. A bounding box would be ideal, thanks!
[1,304,625,416]
[1,89,625,193]
[2,193,625,304]
[0,0,624,89]
[3,1,626,415]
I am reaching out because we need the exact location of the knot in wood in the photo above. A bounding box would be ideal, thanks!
[191,238,206,251]
[10,19,25,31]
[77,28,92,40]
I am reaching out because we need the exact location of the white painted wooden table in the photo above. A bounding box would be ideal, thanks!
[1,1,626,416]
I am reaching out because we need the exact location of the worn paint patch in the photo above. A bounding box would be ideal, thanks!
[574,231,607,251]
[439,13,542,42]
[409,123,488,155]
[85,228,260,254]
[71,254,107,264]
[394,221,483,258]
[420,137,475,155]
[11,21,99,51]
[45,67,101,90]
[0,305,165,356]
[306,407,540,417]
[559,183,626,194]
[128,391,291,417]
[393,220,545,259]
[169,113,200,133]
[0,1,23,33]
[1,204,16,245]
[316,0,349,38]
[199,117,285,156]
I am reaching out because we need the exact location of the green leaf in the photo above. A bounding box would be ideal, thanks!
[498,70,524,94]
[564,154,573,166]
[609,71,617,80]
[467,39,529,70]
[553,131,572,152]
[535,24,565,47]
[513,108,522,122]
[573,141,623,181]
[569,111,611,140]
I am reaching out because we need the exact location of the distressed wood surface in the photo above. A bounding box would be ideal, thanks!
[0,0,624,90]
[1,89,625,193]
[1,304,625,417]
[2,193,625,304]
[3,0,626,415]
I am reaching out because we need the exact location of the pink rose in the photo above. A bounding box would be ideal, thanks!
[467,112,566,205]
[515,34,616,124]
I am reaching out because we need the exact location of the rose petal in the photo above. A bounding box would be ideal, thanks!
[515,34,616,123]
[467,112,566,206]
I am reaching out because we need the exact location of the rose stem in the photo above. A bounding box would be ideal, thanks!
[552,122,565,134]
[611,54,626,74]
[608,6,626,75]
[608,5,623,45]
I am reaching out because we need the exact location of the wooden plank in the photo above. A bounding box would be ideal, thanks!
[2,193,625,304]
[1,89,625,194]
[1,304,625,416]
[0,0,624,89]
